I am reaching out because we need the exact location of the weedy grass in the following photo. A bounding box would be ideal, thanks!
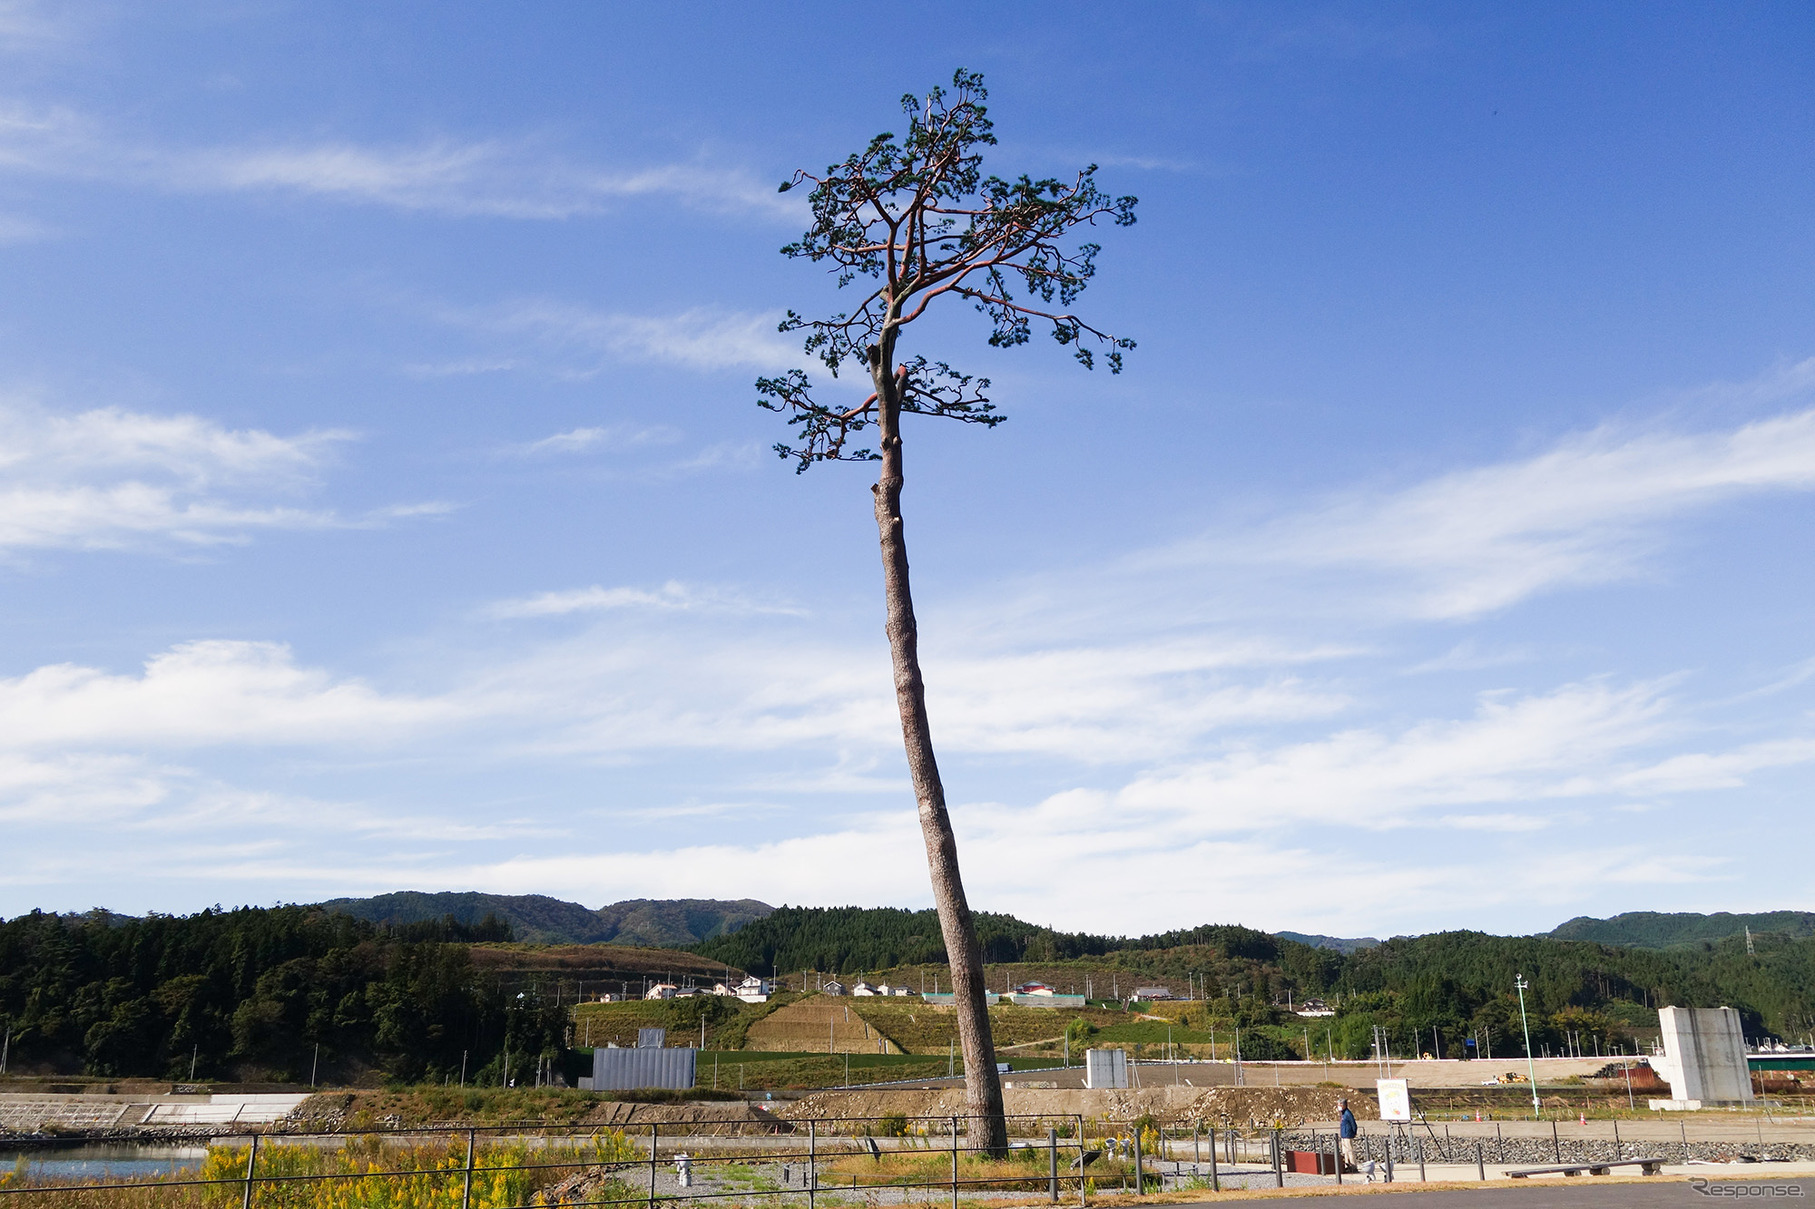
[0,1135,640,1209]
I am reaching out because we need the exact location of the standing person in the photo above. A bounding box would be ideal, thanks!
[1337,1098,1359,1171]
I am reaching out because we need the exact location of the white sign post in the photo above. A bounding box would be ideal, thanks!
[1376,1078,1412,1123]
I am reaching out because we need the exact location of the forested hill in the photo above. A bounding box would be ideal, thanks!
[1548,911,1815,949]
[689,904,1301,972]
[690,906,1815,1047]
[318,891,772,946]
[0,906,567,1084]
[9,900,1815,1080]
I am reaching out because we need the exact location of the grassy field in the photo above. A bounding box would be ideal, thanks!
[838,1000,1128,1055]
[566,987,1307,1071]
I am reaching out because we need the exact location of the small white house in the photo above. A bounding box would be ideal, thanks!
[851,981,879,997]
[645,983,678,1000]
[735,975,775,1004]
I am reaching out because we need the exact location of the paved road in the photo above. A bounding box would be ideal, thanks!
[1206,1177,1808,1206]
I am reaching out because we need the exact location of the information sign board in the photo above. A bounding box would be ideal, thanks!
[1376,1078,1412,1122]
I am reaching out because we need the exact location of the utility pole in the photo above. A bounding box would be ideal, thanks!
[1515,975,1541,1118]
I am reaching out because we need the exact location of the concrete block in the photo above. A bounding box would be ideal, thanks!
[1085,1048,1128,1089]
[1652,1006,1753,1106]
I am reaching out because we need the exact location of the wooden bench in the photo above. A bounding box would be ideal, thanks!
[1508,1159,1668,1179]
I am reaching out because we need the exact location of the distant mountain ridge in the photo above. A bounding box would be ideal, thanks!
[1275,930,1381,954]
[316,891,772,946]
[1547,910,1815,948]
[311,894,1815,954]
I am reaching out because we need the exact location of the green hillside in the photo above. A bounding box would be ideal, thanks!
[1549,911,1815,949]
[594,898,773,947]
[12,897,1815,1084]
[689,904,1281,972]
[694,907,1815,1057]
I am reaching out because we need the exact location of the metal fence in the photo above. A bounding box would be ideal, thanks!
[3,1115,1753,1205]
[0,1115,1119,1209]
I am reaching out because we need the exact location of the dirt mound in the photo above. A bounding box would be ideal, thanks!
[779,1085,1361,1130]
[578,1101,791,1132]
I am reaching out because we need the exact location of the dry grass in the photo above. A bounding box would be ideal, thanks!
[0,1136,640,1209]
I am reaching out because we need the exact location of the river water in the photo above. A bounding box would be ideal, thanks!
[0,1144,210,1181]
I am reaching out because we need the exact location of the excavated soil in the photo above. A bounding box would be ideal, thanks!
[779,1085,1366,1129]
[575,1101,792,1132]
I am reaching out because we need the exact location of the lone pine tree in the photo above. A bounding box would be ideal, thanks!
[757,69,1135,1153]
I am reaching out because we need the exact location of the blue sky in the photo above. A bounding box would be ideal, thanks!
[1,2,1812,938]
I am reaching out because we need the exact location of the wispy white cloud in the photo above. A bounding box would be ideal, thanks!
[0,400,346,484]
[486,580,800,620]
[1437,812,1552,832]
[0,396,365,552]
[1101,676,1815,836]
[1403,641,1536,675]
[433,300,797,375]
[0,640,466,750]
[0,211,50,243]
[1115,679,1676,827]
[1139,390,1815,623]
[0,102,800,221]
[0,0,78,56]
[511,424,682,457]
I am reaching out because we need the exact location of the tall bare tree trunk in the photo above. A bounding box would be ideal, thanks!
[868,342,1008,1156]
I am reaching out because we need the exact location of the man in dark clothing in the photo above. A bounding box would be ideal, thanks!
[1337,1098,1359,1171]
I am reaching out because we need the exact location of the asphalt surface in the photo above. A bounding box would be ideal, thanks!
[1233,1177,1808,1206]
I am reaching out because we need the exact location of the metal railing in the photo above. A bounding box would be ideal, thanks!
[0,1114,1108,1209]
[9,1114,1773,1204]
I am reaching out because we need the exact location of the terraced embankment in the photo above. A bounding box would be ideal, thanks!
[744,996,903,1054]
[0,1092,309,1138]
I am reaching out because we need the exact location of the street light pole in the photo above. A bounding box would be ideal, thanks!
[1515,975,1541,1118]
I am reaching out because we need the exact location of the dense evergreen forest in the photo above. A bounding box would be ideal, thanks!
[0,907,568,1083]
[689,905,1282,972]
[1549,911,1815,948]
